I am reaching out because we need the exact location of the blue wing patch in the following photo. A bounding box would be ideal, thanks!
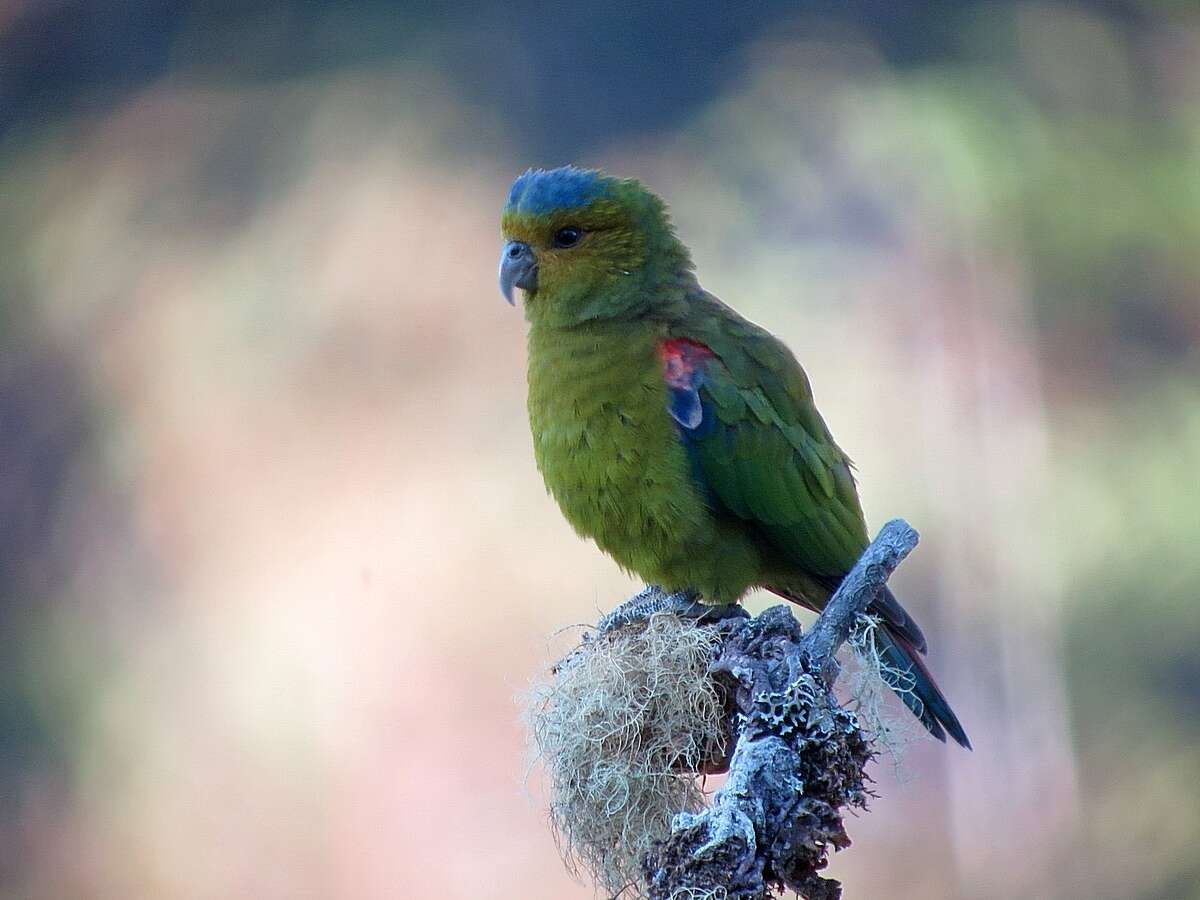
[667,378,704,430]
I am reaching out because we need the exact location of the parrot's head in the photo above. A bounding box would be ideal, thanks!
[499,166,692,327]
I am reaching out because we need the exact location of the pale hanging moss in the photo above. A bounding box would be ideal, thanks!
[843,614,920,775]
[526,613,728,899]
[525,521,924,900]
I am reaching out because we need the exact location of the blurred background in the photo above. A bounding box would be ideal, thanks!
[2,1,1198,897]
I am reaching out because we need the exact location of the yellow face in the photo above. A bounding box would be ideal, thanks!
[498,167,686,326]
[499,199,647,314]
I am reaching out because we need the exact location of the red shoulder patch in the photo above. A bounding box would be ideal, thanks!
[657,338,714,389]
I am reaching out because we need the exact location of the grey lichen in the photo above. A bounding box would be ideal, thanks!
[644,606,872,900]
[527,520,921,900]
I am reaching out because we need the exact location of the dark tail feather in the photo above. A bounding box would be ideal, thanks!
[875,586,928,655]
[765,583,971,749]
[876,626,972,749]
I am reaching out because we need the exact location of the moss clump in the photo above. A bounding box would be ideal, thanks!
[527,614,728,898]
[843,615,920,774]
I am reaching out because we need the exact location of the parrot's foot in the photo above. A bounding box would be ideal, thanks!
[595,586,749,635]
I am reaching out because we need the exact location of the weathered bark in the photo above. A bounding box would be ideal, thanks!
[641,519,920,900]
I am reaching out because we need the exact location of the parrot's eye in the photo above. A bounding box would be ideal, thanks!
[552,226,582,248]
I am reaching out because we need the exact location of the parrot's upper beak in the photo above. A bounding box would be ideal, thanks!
[499,240,538,305]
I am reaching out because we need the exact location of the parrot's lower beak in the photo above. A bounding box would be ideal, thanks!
[499,240,538,305]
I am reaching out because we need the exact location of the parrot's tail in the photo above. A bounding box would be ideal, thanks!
[767,584,971,749]
[874,624,971,749]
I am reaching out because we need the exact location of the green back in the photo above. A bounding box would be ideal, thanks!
[667,290,870,578]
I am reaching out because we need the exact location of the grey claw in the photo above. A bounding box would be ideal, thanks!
[595,587,747,635]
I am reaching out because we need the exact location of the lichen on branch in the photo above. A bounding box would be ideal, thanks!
[527,520,921,900]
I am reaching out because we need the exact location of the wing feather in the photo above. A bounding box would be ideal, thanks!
[664,292,870,579]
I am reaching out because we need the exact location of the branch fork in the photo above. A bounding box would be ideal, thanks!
[640,519,919,900]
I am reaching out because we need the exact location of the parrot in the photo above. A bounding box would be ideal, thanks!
[499,165,969,748]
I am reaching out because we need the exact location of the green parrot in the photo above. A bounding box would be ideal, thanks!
[500,166,969,748]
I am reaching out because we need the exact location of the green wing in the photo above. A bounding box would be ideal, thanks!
[667,294,968,744]
[670,293,869,579]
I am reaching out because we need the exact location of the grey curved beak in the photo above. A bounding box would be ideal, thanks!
[499,240,538,305]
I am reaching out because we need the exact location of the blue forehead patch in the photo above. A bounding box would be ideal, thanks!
[506,166,610,216]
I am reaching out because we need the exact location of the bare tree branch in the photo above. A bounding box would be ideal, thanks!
[802,518,920,675]
[642,519,920,900]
